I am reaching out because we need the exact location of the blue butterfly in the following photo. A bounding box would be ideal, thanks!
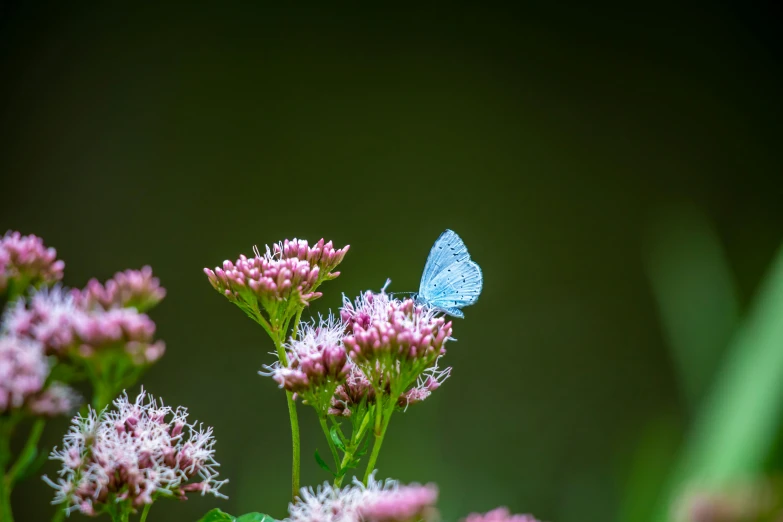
[416,229,483,318]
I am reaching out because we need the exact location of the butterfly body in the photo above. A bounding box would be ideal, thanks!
[417,229,483,318]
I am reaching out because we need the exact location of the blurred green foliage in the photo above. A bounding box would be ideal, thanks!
[1,3,782,522]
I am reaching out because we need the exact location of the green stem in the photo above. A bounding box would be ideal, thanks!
[319,415,340,466]
[7,418,45,486]
[292,307,304,339]
[334,412,371,488]
[272,322,301,499]
[51,508,65,522]
[0,417,20,522]
[285,390,301,499]
[363,398,397,484]
[334,450,354,488]
[140,503,151,522]
[92,378,116,410]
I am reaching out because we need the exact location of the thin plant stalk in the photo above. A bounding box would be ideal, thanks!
[0,421,14,522]
[363,397,397,484]
[7,418,45,486]
[272,316,303,499]
[319,415,340,466]
[285,390,301,498]
[334,412,371,488]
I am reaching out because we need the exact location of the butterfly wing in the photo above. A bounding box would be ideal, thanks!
[419,230,470,294]
[419,229,483,317]
[425,259,483,317]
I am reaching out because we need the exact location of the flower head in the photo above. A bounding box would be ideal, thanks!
[0,335,78,415]
[397,362,451,409]
[2,286,165,365]
[0,335,49,412]
[329,364,375,417]
[0,231,64,295]
[28,383,81,416]
[71,307,165,364]
[44,389,227,516]
[288,473,438,522]
[263,315,350,411]
[341,291,452,397]
[74,266,166,312]
[463,508,541,522]
[2,286,81,354]
[204,238,349,324]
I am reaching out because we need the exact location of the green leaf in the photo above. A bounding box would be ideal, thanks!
[196,508,236,522]
[236,514,277,522]
[653,243,783,521]
[330,425,346,451]
[645,205,739,409]
[314,449,335,476]
[355,433,372,458]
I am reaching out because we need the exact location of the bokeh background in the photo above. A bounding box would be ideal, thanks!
[2,3,782,521]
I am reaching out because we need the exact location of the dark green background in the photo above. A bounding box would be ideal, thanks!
[1,3,782,521]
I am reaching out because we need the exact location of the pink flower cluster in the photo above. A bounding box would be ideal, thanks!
[3,287,165,365]
[28,383,80,416]
[0,335,77,416]
[74,266,166,312]
[44,389,226,516]
[341,291,452,391]
[322,292,454,416]
[397,364,451,409]
[463,508,541,522]
[329,365,375,417]
[288,473,438,522]
[278,238,351,277]
[266,316,350,397]
[328,363,450,416]
[0,231,64,293]
[204,238,349,310]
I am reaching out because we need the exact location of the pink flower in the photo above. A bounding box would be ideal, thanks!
[0,336,49,412]
[44,389,227,516]
[463,508,541,522]
[263,316,350,411]
[28,383,80,416]
[329,365,375,417]
[358,483,439,522]
[71,307,165,364]
[2,286,165,365]
[204,238,349,323]
[397,364,451,409]
[2,287,79,354]
[0,231,64,294]
[341,291,452,397]
[0,335,78,415]
[288,473,438,522]
[74,266,166,312]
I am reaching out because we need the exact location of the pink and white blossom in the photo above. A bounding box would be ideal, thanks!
[74,266,166,312]
[44,389,226,515]
[0,231,64,293]
[2,286,165,364]
[204,238,349,310]
[263,315,350,397]
[288,473,438,522]
[0,335,77,415]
